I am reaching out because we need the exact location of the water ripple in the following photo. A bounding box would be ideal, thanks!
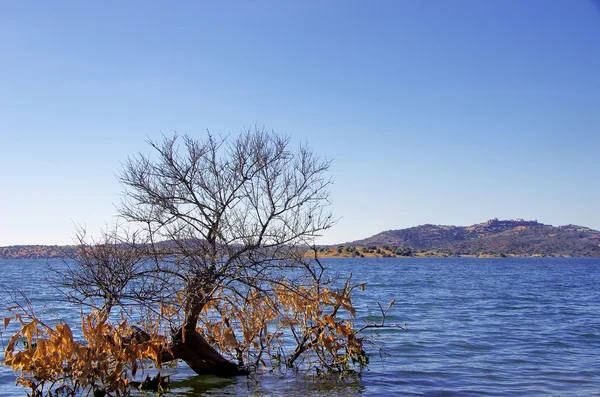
[1,257,600,396]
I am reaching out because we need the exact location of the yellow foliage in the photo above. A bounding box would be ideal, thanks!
[194,274,367,374]
[2,309,167,396]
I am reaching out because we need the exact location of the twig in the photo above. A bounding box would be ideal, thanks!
[357,299,407,333]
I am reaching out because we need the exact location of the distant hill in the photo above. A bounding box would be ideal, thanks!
[0,245,78,259]
[3,219,600,259]
[345,219,600,257]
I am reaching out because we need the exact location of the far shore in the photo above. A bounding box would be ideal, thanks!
[2,244,598,260]
[311,247,598,259]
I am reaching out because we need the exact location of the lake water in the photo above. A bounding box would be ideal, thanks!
[1,257,599,396]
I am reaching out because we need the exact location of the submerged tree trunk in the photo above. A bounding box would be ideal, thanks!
[131,326,245,376]
[128,298,246,377]
[159,327,247,377]
[147,290,247,377]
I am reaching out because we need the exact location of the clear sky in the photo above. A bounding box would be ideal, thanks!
[1,1,599,246]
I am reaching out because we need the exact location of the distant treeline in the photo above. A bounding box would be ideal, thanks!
[0,245,77,259]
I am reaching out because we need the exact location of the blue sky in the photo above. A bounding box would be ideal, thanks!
[1,0,599,245]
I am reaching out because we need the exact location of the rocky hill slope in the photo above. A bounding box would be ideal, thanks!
[346,219,600,257]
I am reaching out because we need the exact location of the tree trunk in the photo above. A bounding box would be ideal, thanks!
[128,280,246,376]
[159,327,247,377]
[127,324,246,376]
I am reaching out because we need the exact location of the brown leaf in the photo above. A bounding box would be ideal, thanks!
[223,328,238,347]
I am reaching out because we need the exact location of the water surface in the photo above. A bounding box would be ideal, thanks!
[1,257,599,396]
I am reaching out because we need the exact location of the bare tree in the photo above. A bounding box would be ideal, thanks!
[62,127,354,376]
[123,128,337,374]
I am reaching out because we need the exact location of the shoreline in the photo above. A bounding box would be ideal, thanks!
[312,249,600,259]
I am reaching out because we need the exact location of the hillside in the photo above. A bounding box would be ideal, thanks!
[343,219,600,257]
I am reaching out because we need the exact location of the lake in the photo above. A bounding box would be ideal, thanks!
[1,257,599,396]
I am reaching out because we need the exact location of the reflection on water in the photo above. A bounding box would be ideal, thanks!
[152,371,365,397]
